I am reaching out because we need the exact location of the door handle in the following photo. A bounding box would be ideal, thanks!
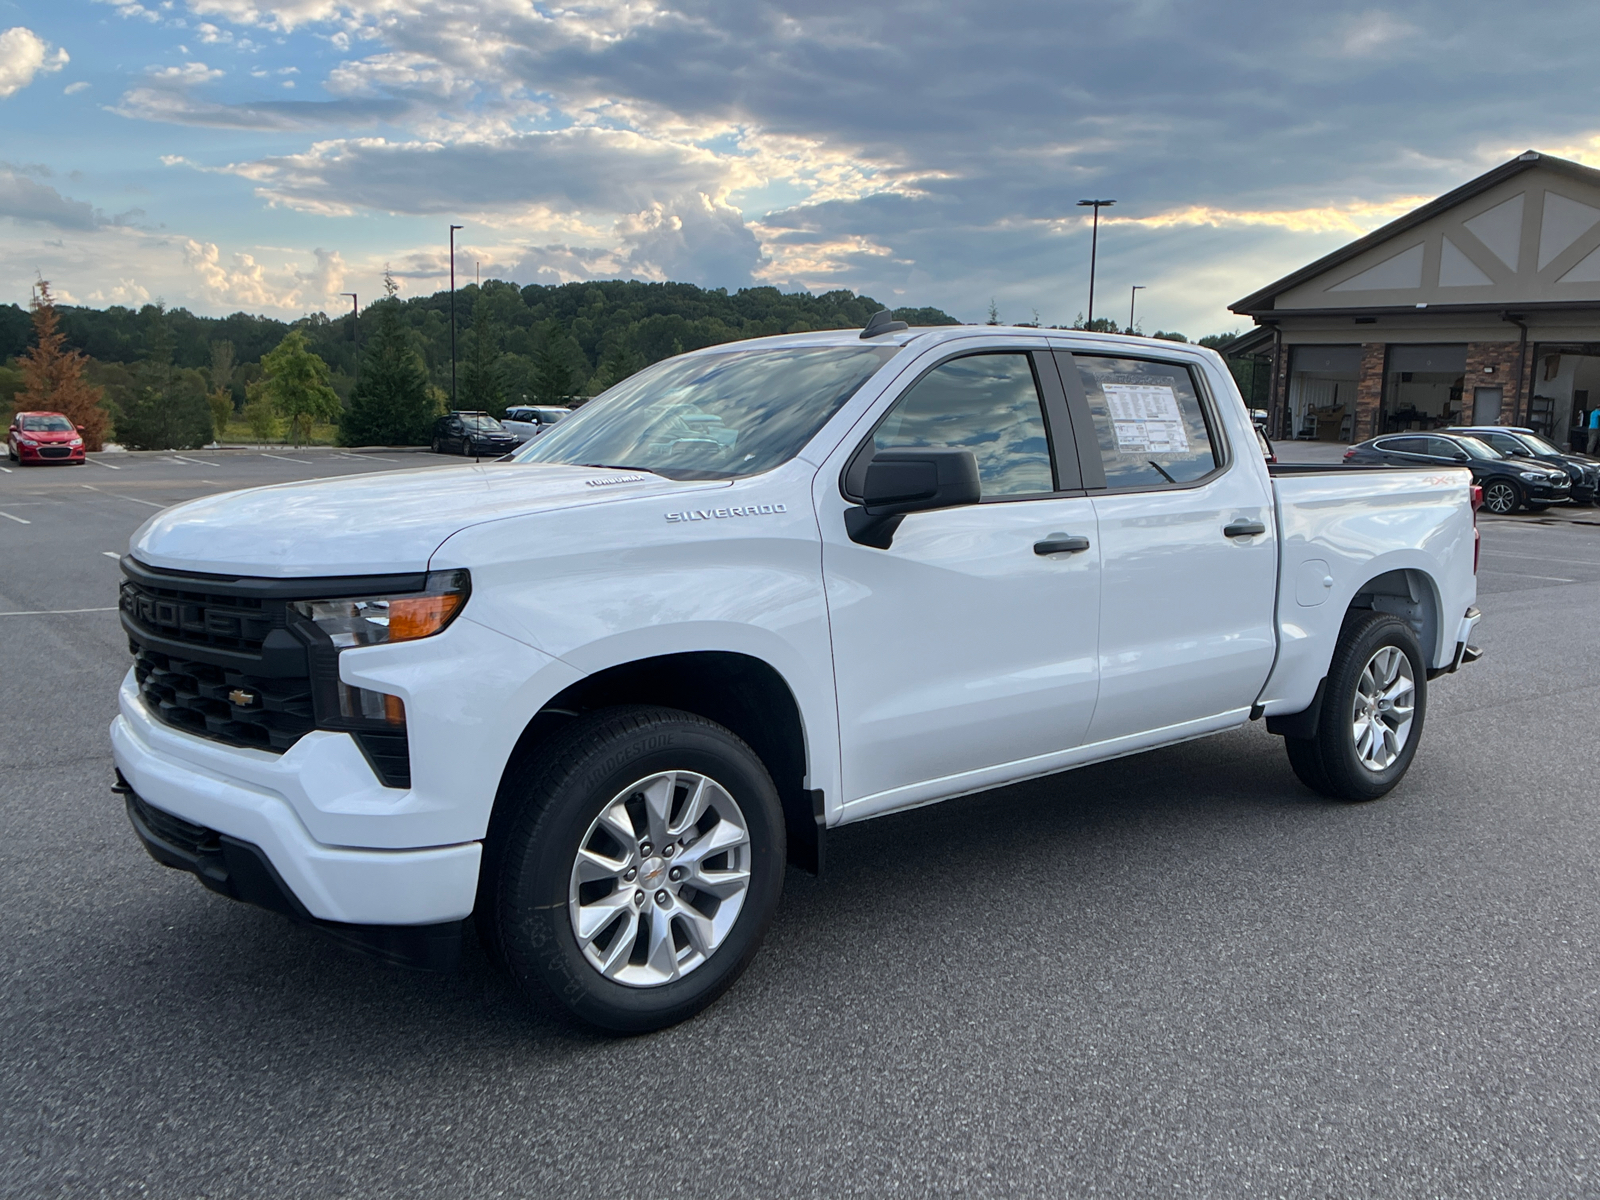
[1224,519,1267,538]
[1034,533,1091,555]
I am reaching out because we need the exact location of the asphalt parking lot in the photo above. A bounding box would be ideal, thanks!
[5,449,1600,1197]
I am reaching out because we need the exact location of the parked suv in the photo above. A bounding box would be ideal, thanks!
[1449,425,1599,505]
[431,412,520,458]
[1344,431,1569,514]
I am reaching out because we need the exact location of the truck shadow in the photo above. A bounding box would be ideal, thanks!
[134,722,1341,1050]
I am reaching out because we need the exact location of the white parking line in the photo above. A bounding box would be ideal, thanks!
[0,511,29,524]
[341,452,398,462]
[0,465,11,473]
[0,606,118,617]
[1480,570,1576,583]
[84,457,122,469]
[103,551,121,558]
[261,453,314,464]
[169,455,207,465]
[80,484,164,509]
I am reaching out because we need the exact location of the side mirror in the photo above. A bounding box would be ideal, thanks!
[845,449,981,548]
[1452,452,1470,463]
[76,424,84,433]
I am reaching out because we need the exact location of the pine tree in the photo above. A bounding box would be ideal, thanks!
[258,330,341,447]
[16,279,110,450]
[460,298,506,416]
[112,305,215,450]
[340,271,437,446]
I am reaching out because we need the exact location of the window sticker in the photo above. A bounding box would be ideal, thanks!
[1102,382,1189,453]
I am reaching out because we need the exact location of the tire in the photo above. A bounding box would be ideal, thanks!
[1481,478,1521,515]
[1282,611,1427,802]
[478,705,786,1033]
[430,438,442,454]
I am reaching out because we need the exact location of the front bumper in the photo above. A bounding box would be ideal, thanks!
[1524,477,1570,501]
[111,674,481,927]
[121,782,465,970]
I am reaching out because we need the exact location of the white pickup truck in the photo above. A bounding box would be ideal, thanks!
[112,317,1481,1031]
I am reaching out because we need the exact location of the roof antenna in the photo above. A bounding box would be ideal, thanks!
[860,309,909,339]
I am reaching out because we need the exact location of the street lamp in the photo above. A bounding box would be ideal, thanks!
[340,292,358,388]
[449,224,463,409]
[1128,285,1145,336]
[1076,198,1115,326]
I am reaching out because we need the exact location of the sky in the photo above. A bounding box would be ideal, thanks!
[3,1,1600,337]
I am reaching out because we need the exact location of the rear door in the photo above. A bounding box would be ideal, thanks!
[821,344,1102,816]
[1057,349,1278,743]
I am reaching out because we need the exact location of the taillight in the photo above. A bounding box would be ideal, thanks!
[1342,448,1356,460]
[1470,484,1481,573]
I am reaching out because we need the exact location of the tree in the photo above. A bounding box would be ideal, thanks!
[986,298,1001,325]
[531,319,584,405]
[460,297,506,416]
[112,305,214,450]
[258,330,340,446]
[16,280,110,450]
[206,340,236,435]
[340,271,437,446]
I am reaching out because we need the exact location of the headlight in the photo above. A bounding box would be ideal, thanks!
[70,437,83,447]
[291,570,470,725]
[19,437,37,447]
[291,569,470,647]
[1518,471,1547,482]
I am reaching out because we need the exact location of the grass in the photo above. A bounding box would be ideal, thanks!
[215,420,341,446]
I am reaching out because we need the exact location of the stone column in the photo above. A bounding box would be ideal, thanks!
[1353,343,1387,442]
[1463,342,1519,424]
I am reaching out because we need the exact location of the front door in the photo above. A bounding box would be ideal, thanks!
[1058,350,1279,742]
[822,347,1102,816]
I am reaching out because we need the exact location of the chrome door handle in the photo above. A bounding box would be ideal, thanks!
[1224,519,1267,538]
[1034,533,1091,555]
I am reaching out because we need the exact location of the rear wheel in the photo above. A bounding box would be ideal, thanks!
[1282,611,1427,802]
[479,706,786,1033]
[430,437,443,454]
[1481,479,1521,515]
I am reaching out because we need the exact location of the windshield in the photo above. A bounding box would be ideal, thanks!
[20,415,73,432]
[462,416,506,433]
[1518,433,1563,456]
[1454,437,1501,460]
[513,344,900,479]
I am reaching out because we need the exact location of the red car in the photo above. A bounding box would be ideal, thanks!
[7,411,86,465]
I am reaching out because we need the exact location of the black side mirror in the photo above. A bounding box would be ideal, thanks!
[1453,452,1470,463]
[845,449,981,548]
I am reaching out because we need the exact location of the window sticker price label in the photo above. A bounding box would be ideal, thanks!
[1103,382,1188,453]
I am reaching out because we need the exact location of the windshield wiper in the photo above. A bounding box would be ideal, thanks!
[579,463,665,477]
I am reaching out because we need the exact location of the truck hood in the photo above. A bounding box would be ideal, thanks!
[129,462,723,577]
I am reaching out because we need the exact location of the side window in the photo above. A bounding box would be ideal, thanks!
[1424,437,1464,458]
[1487,434,1521,455]
[1073,356,1219,488]
[873,353,1054,498]
[1382,436,1428,455]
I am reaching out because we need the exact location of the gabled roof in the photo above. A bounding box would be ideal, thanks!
[1229,151,1600,315]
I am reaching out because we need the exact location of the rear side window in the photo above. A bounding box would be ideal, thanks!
[872,353,1054,498]
[1379,436,1428,455]
[1073,356,1218,488]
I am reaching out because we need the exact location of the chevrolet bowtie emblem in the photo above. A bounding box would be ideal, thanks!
[229,689,256,707]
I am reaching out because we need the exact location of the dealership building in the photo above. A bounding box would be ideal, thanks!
[1226,151,1600,447]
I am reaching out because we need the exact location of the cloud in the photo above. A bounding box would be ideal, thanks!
[64,81,90,95]
[0,28,69,98]
[184,237,349,309]
[228,127,731,216]
[0,171,100,231]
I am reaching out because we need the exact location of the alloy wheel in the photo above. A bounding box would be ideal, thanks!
[568,770,751,987]
[1483,481,1517,514]
[1350,645,1415,772]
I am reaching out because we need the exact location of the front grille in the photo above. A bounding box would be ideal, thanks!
[128,790,220,857]
[121,577,278,654]
[38,445,71,458]
[134,645,315,751]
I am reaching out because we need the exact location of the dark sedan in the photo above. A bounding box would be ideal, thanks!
[430,411,521,458]
[1343,431,1570,514]
[1449,425,1599,505]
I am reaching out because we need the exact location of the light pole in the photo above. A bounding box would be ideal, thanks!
[1128,284,1145,335]
[340,292,358,388]
[449,224,463,409]
[1076,198,1115,326]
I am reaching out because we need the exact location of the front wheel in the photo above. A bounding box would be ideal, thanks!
[1481,479,1522,515]
[1282,611,1427,802]
[479,706,786,1033]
